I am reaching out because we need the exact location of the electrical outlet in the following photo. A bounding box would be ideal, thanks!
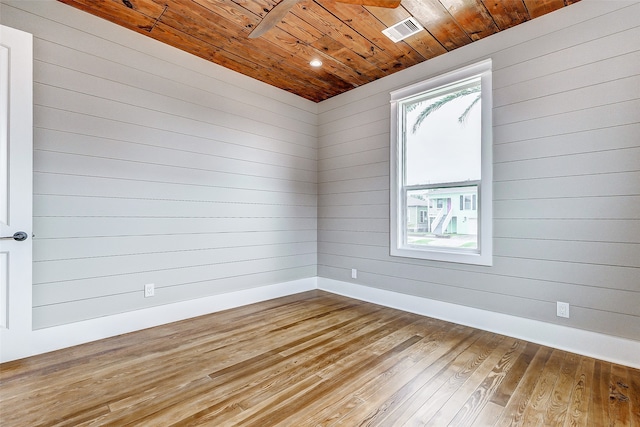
[557,301,569,318]
[351,269,357,279]
[144,283,155,298]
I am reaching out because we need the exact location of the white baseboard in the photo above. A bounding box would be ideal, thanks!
[1,277,317,363]
[318,278,640,369]
[6,276,638,369]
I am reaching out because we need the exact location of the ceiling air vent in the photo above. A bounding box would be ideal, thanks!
[382,17,424,43]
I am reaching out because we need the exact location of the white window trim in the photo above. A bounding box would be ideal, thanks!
[390,59,493,266]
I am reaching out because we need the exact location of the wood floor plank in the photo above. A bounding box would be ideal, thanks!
[543,351,581,426]
[400,331,504,426]
[235,319,421,427]
[440,338,526,426]
[563,356,595,427]
[491,341,541,407]
[368,326,485,426]
[472,401,505,427]
[237,335,425,426]
[629,366,640,427]
[284,318,451,426]
[610,363,633,426]
[340,324,479,426]
[0,291,637,427]
[588,360,612,427]
[520,349,567,426]
[493,345,553,427]
[280,319,450,426]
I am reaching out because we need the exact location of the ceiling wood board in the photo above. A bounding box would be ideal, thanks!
[57,0,580,102]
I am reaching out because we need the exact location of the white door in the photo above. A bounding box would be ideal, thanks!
[0,25,33,362]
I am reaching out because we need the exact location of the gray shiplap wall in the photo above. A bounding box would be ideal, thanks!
[1,0,318,328]
[317,1,640,342]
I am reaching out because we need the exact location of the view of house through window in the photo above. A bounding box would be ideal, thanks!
[390,59,492,265]
[407,186,478,249]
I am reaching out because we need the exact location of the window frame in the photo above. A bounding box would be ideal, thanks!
[389,59,493,266]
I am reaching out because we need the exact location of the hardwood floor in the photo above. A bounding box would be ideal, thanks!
[1,290,638,426]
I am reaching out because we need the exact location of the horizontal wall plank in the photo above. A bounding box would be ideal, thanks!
[494,172,640,201]
[318,230,388,247]
[494,239,640,268]
[319,239,640,270]
[34,151,317,195]
[318,162,388,183]
[319,176,389,195]
[34,242,317,284]
[318,147,388,169]
[317,91,390,126]
[33,230,317,262]
[317,104,388,137]
[318,190,388,207]
[34,174,317,207]
[318,134,388,160]
[318,119,389,148]
[318,218,387,233]
[494,75,640,126]
[494,196,640,220]
[494,123,640,164]
[495,148,640,182]
[493,99,640,145]
[35,39,318,135]
[35,128,316,183]
[493,50,640,108]
[316,238,640,294]
[35,61,317,148]
[494,218,640,244]
[35,107,317,168]
[492,11,640,88]
[33,255,316,307]
[34,195,316,219]
[34,217,317,239]
[34,85,318,160]
[489,256,640,294]
[318,204,388,220]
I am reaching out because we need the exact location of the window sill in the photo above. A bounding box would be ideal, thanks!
[390,246,493,266]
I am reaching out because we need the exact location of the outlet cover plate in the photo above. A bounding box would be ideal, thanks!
[557,301,570,318]
[144,283,155,298]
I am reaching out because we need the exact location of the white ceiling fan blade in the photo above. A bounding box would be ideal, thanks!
[249,0,301,39]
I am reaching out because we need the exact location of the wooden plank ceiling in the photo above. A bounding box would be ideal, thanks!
[57,0,580,102]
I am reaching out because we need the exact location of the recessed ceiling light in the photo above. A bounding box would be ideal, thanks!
[310,59,323,67]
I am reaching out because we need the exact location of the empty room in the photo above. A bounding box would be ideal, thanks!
[0,0,638,425]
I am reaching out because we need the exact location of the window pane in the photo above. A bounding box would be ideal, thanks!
[406,186,478,250]
[404,79,481,186]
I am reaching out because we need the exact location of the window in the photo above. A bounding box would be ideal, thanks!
[463,195,473,210]
[390,60,493,266]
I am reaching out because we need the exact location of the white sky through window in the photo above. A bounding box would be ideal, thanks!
[404,85,481,186]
